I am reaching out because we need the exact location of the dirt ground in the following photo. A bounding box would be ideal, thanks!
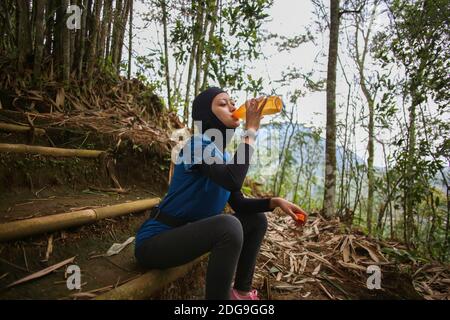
[0,190,151,299]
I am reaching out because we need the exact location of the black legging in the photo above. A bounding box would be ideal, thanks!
[134,211,268,299]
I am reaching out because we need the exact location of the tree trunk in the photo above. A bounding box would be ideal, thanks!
[111,0,123,68]
[194,4,208,97]
[366,96,375,234]
[70,2,76,74]
[45,0,55,57]
[337,60,352,215]
[53,0,66,80]
[0,1,14,52]
[184,1,202,126]
[105,0,114,59]
[201,0,220,91]
[127,0,133,79]
[76,0,88,78]
[33,0,45,81]
[17,0,32,74]
[293,140,305,204]
[445,180,450,260]
[377,141,390,232]
[404,96,418,246]
[273,109,295,195]
[99,0,113,60]
[161,0,171,108]
[354,2,379,235]
[117,0,131,73]
[277,122,298,197]
[62,0,71,83]
[86,0,101,79]
[31,0,37,47]
[323,0,340,219]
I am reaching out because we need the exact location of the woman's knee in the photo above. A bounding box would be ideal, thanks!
[252,212,268,231]
[216,214,243,247]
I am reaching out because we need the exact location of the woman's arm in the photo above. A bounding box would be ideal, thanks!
[228,190,273,213]
[192,138,255,192]
[193,97,262,192]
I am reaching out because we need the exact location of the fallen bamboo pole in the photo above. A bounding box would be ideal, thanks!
[95,253,209,300]
[0,143,104,158]
[0,123,46,136]
[0,198,160,242]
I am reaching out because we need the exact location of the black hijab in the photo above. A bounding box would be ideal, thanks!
[192,87,236,152]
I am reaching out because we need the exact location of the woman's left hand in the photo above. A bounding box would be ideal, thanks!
[270,197,308,224]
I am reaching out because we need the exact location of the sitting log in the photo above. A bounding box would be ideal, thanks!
[0,198,160,242]
[95,254,209,300]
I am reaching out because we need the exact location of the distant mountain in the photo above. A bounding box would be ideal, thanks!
[238,121,448,195]
[240,122,368,178]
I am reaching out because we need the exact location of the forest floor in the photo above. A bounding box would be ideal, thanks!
[0,187,207,300]
[253,210,449,300]
[1,185,448,300]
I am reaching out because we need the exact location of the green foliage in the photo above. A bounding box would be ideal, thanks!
[275,31,314,52]
[368,0,450,260]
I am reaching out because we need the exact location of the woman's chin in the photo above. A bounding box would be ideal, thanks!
[230,120,240,128]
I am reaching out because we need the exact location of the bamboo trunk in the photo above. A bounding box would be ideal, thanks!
[86,0,102,79]
[0,198,160,242]
[161,0,171,108]
[193,5,207,97]
[116,0,131,73]
[62,0,71,83]
[54,0,64,79]
[0,143,104,158]
[183,1,202,124]
[17,0,32,73]
[33,0,45,81]
[105,0,115,59]
[0,123,46,135]
[99,0,113,60]
[45,0,54,57]
[111,0,123,69]
[95,253,208,300]
[127,0,133,80]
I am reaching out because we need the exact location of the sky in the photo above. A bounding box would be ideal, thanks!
[248,0,327,127]
[129,0,414,168]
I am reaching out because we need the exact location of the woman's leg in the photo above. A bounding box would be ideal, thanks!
[231,211,268,292]
[135,214,243,299]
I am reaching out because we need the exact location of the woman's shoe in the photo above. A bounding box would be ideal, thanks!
[230,288,260,300]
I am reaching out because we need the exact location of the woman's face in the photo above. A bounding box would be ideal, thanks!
[211,93,240,128]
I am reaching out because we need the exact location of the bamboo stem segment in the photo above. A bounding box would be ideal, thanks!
[0,143,104,158]
[0,198,160,242]
[95,254,209,300]
[0,123,46,135]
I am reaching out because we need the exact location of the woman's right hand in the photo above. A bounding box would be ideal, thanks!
[245,96,267,131]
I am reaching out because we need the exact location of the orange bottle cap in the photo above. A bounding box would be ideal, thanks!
[295,213,305,222]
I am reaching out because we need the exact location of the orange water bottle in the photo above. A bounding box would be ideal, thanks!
[232,96,283,120]
[295,211,307,227]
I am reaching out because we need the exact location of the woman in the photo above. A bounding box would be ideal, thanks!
[135,87,308,300]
